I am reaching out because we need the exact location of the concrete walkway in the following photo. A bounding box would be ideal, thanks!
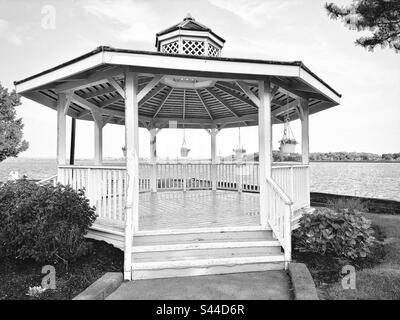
[106,271,292,300]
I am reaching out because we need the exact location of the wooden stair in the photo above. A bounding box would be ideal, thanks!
[130,227,285,280]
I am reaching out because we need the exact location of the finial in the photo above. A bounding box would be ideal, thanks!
[184,13,194,21]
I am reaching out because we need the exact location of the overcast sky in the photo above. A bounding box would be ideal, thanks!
[1,0,399,159]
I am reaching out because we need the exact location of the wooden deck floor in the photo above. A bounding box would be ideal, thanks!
[95,190,260,232]
[139,190,260,230]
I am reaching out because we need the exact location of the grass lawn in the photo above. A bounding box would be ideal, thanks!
[0,240,123,300]
[293,213,400,300]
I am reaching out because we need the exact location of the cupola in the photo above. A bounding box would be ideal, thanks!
[155,14,225,57]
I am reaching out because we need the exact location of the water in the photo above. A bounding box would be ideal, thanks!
[310,162,400,202]
[1,158,399,202]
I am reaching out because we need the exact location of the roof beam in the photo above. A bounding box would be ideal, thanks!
[205,88,240,119]
[63,91,74,115]
[153,88,173,118]
[235,81,260,107]
[107,77,125,98]
[72,94,124,119]
[55,67,123,93]
[195,89,213,120]
[183,90,186,120]
[215,83,257,110]
[77,95,123,119]
[138,75,163,103]
[81,86,117,99]
[140,84,166,105]
[272,99,299,117]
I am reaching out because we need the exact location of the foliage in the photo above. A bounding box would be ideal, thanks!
[0,83,28,162]
[293,207,375,260]
[327,197,368,213]
[325,0,400,52]
[0,180,97,264]
[279,138,298,145]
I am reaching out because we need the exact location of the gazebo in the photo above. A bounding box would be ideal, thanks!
[15,15,341,280]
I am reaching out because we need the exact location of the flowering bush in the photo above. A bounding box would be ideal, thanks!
[293,207,375,260]
[0,180,96,264]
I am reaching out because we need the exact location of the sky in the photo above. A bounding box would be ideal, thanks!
[0,0,399,160]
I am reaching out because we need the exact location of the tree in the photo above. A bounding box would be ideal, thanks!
[325,0,400,52]
[0,83,28,162]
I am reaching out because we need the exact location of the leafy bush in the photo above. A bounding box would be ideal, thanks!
[293,207,375,260]
[328,197,368,214]
[0,180,96,264]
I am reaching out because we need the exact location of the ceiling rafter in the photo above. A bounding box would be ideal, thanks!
[215,83,257,110]
[72,94,124,119]
[140,84,166,105]
[205,87,240,119]
[55,67,124,93]
[235,81,260,107]
[138,75,163,102]
[108,77,125,98]
[195,89,213,120]
[153,87,174,118]
[81,86,117,99]
[183,89,186,120]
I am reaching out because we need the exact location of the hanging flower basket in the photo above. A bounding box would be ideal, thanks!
[180,146,191,157]
[279,139,298,154]
[233,148,246,160]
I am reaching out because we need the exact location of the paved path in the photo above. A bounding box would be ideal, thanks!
[106,271,292,300]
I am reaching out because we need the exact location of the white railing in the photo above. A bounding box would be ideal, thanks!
[265,176,292,267]
[56,162,309,228]
[272,165,310,211]
[58,166,127,225]
[37,174,57,187]
[157,163,212,191]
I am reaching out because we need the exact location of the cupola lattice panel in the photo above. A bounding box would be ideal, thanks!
[156,14,225,57]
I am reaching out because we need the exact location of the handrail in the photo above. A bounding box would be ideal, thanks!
[58,165,127,170]
[36,174,57,186]
[265,176,293,269]
[266,176,293,205]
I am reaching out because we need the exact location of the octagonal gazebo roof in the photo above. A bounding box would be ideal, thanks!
[14,17,341,130]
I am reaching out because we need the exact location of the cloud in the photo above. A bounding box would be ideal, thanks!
[80,0,161,42]
[0,19,22,46]
[208,0,301,27]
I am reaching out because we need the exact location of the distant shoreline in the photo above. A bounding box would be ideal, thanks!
[310,160,400,164]
[3,158,400,164]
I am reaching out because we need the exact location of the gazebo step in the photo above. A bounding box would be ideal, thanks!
[132,240,282,262]
[133,228,274,246]
[131,255,285,280]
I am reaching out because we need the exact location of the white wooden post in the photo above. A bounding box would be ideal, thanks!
[56,94,67,185]
[300,98,310,206]
[124,70,139,281]
[93,112,104,165]
[258,79,272,228]
[210,128,218,191]
[150,128,158,192]
[300,98,310,165]
[57,94,67,166]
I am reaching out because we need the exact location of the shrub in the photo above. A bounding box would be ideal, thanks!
[0,180,96,264]
[293,207,375,260]
[328,197,368,214]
